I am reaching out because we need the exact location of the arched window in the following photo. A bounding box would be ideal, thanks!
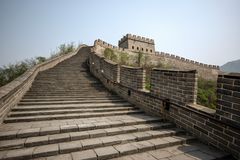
[132,46,134,49]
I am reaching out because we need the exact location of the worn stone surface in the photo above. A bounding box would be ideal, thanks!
[71,149,97,160]
[59,141,82,153]
[94,146,119,159]
[33,144,59,158]
[25,135,48,147]
[47,154,72,160]
[114,143,138,155]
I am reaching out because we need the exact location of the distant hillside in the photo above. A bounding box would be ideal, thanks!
[220,59,240,73]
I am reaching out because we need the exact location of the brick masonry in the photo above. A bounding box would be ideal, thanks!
[0,45,85,123]
[150,69,198,106]
[120,66,145,90]
[89,49,240,159]
[216,73,240,128]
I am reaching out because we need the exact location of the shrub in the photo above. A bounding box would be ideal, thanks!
[0,59,36,87]
[104,48,117,62]
[0,43,76,87]
[197,78,217,109]
[36,57,46,64]
[119,52,129,65]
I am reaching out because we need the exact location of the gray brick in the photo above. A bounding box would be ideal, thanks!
[108,121,123,127]
[72,149,97,160]
[100,136,121,145]
[4,147,34,159]
[0,130,18,140]
[70,132,89,141]
[94,122,111,129]
[132,132,152,140]
[49,133,70,143]
[94,146,119,159]
[130,141,154,151]
[114,143,138,155]
[116,134,136,142]
[120,126,137,133]
[0,139,26,150]
[60,124,78,133]
[148,138,169,149]
[40,126,60,136]
[25,135,48,147]
[104,128,123,135]
[88,129,106,138]
[78,123,95,131]
[17,128,40,138]
[47,154,72,160]
[162,136,182,145]
[59,141,82,153]
[81,138,102,149]
[33,144,59,158]
[133,124,150,131]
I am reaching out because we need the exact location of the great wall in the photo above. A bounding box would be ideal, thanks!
[94,34,220,80]
[0,35,239,160]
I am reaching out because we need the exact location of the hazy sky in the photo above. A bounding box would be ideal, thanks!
[0,0,239,66]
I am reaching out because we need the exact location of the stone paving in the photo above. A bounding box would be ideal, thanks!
[0,47,230,159]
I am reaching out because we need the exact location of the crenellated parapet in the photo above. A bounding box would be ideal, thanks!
[94,39,127,52]
[118,34,154,45]
[155,51,220,70]
[94,39,220,71]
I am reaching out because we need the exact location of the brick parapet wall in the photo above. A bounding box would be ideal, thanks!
[155,51,220,70]
[101,59,120,83]
[120,66,145,90]
[94,39,219,70]
[0,45,85,123]
[89,50,240,159]
[150,69,198,106]
[216,73,240,128]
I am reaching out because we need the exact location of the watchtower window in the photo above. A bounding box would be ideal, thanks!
[150,49,152,53]
[146,49,148,52]
[142,48,144,51]
[137,47,139,50]
[132,46,134,49]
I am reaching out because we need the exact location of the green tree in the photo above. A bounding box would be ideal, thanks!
[197,78,217,109]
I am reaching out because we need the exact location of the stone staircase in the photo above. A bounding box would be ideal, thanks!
[0,47,230,160]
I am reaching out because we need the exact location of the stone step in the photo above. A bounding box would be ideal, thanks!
[4,110,144,123]
[8,106,136,117]
[20,97,122,102]
[17,99,127,106]
[110,143,230,160]
[25,90,108,94]
[22,95,118,99]
[13,102,131,111]
[0,123,179,150]
[0,134,195,160]
[23,92,113,96]
[0,115,163,140]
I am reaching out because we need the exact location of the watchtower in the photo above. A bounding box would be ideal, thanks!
[118,34,155,54]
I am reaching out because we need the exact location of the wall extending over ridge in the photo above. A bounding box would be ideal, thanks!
[89,48,240,159]
[0,45,85,123]
[94,39,220,80]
